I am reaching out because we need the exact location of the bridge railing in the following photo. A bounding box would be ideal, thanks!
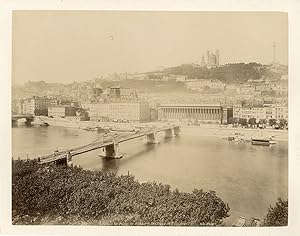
[38,125,180,163]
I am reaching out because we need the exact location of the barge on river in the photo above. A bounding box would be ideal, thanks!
[251,137,276,146]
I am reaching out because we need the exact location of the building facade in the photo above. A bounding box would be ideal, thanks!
[158,104,226,123]
[106,87,138,101]
[206,49,220,68]
[233,103,288,122]
[89,102,150,122]
[21,97,58,116]
[233,105,266,121]
[48,106,77,118]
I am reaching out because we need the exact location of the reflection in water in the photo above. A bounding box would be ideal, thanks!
[101,157,120,172]
[120,143,156,165]
[12,125,288,225]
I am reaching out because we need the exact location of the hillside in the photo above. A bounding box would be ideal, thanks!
[163,63,287,84]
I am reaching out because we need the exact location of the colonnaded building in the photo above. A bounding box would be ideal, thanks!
[158,104,233,124]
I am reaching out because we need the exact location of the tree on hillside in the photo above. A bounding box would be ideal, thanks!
[164,63,265,84]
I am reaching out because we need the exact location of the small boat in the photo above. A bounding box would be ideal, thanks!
[232,216,246,227]
[251,138,271,146]
[251,136,276,145]
[40,122,49,127]
[83,127,97,131]
[269,136,277,144]
[251,218,262,227]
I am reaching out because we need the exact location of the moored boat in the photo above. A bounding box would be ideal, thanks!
[251,138,271,146]
[251,135,277,145]
[269,136,277,144]
[40,122,49,127]
[232,216,246,227]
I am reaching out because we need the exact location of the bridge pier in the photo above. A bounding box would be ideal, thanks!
[66,152,73,166]
[173,126,180,136]
[165,128,175,138]
[12,119,17,126]
[102,142,123,159]
[25,118,34,126]
[146,132,160,144]
[55,158,67,166]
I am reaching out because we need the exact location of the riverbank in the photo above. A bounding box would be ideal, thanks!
[33,116,288,141]
[181,126,288,141]
[12,159,230,226]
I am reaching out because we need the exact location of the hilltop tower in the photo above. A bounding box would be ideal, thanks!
[272,41,278,65]
[206,50,210,63]
[200,55,206,67]
[216,49,220,66]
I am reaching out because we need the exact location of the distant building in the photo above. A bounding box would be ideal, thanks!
[60,100,79,107]
[193,49,220,68]
[21,96,58,116]
[150,107,158,121]
[89,101,150,122]
[91,87,103,98]
[106,87,138,101]
[239,84,256,95]
[206,49,220,68]
[273,104,288,121]
[185,79,225,92]
[233,105,266,121]
[158,104,227,123]
[200,55,206,67]
[263,103,288,121]
[222,106,233,125]
[48,106,77,118]
[273,83,288,96]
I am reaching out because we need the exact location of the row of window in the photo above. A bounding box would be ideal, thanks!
[161,108,221,114]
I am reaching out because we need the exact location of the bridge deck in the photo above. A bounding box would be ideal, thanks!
[39,126,179,164]
[12,114,34,119]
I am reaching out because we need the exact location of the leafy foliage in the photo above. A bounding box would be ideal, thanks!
[165,63,264,84]
[12,160,230,226]
[264,198,288,226]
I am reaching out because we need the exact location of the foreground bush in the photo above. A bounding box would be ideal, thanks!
[263,198,288,226]
[12,160,230,226]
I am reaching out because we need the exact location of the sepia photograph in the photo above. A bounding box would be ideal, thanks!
[10,10,289,228]
[7,8,291,229]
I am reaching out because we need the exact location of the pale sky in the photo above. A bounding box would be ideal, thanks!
[12,11,288,84]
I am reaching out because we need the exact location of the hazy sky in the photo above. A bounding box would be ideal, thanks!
[12,11,288,84]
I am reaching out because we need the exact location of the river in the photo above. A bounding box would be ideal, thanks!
[12,124,288,225]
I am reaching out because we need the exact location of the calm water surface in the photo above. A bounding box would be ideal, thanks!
[12,125,288,225]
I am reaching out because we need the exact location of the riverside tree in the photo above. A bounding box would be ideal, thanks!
[12,160,230,226]
[264,198,288,226]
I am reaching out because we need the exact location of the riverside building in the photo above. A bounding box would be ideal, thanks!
[89,101,150,122]
[21,96,58,116]
[158,104,232,124]
[48,106,77,118]
[233,103,288,122]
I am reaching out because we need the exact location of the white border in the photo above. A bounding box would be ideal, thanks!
[1,0,300,235]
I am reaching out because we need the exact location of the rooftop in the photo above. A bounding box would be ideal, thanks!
[159,103,221,107]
